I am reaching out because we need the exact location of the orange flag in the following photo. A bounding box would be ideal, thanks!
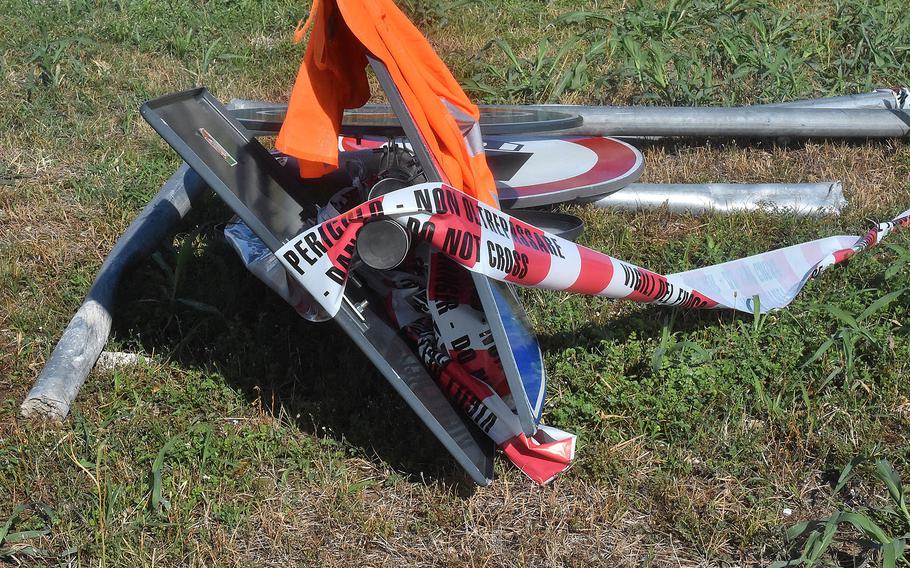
[276,0,499,207]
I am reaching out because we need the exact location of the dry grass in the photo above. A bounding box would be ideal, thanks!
[638,140,910,212]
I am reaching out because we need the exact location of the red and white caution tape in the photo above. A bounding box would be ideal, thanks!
[276,182,910,318]
[357,255,576,484]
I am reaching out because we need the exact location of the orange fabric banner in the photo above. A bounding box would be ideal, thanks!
[276,0,498,207]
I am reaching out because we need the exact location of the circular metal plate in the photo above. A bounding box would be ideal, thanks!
[356,220,411,270]
[231,104,582,136]
[474,107,583,135]
[489,136,644,208]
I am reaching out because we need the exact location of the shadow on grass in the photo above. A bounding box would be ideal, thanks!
[112,201,477,494]
[535,300,737,355]
[110,192,740,491]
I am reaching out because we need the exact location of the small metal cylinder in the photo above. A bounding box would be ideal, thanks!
[356,220,411,270]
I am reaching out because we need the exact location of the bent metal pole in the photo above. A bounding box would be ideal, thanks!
[20,164,207,420]
[590,182,845,216]
[537,107,910,138]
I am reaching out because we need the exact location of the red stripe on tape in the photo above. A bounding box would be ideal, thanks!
[570,246,615,294]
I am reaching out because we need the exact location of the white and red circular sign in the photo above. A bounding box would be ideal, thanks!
[339,135,643,208]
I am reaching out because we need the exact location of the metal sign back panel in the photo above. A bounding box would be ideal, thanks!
[141,87,494,485]
[366,57,544,436]
[141,88,310,249]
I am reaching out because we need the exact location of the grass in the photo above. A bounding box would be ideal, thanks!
[1,0,910,565]
[461,0,910,106]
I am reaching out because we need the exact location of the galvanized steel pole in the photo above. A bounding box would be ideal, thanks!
[591,182,845,215]
[540,107,910,138]
[763,88,908,110]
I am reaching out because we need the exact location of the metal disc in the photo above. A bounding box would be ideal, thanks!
[230,103,582,137]
[356,220,411,270]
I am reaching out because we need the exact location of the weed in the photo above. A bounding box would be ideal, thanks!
[0,505,51,560]
[803,288,908,383]
[466,0,910,105]
[139,230,224,342]
[885,243,910,280]
[398,0,476,27]
[651,309,713,372]
[467,36,607,101]
[149,435,180,513]
[773,458,910,567]
[27,35,97,88]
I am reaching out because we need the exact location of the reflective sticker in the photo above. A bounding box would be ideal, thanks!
[198,128,238,167]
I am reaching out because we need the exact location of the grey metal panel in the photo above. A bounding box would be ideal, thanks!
[142,86,494,484]
[367,57,543,438]
[337,286,493,485]
[472,278,543,436]
[368,57,443,186]
[141,88,311,249]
